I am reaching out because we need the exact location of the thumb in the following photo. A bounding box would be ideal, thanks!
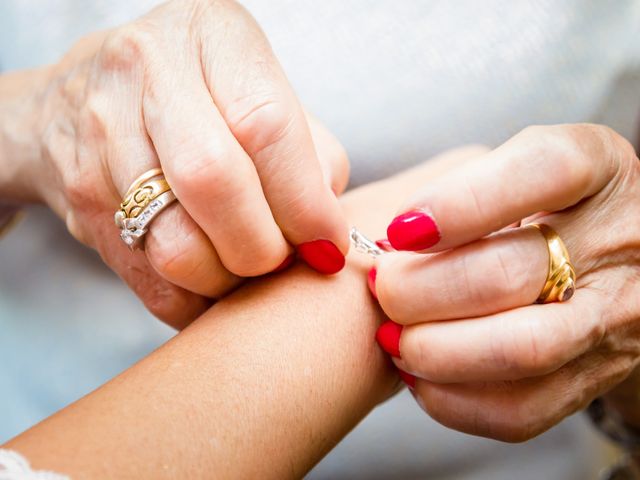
[305,109,350,196]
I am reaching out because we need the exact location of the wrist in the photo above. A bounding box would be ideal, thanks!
[0,65,54,204]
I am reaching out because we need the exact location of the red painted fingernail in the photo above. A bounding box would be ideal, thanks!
[375,238,395,252]
[376,320,403,358]
[387,210,440,251]
[272,253,296,273]
[398,369,416,389]
[298,239,345,275]
[367,267,377,299]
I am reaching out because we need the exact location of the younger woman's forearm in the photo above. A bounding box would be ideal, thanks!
[4,256,396,479]
[4,146,487,478]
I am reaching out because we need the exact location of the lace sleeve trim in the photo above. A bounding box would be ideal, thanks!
[0,449,69,480]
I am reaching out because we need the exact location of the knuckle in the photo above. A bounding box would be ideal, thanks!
[100,24,154,73]
[460,174,496,231]
[518,124,592,194]
[513,316,564,376]
[590,124,638,176]
[227,95,297,154]
[448,252,484,308]
[490,239,533,301]
[172,144,236,197]
[403,329,441,379]
[490,321,565,379]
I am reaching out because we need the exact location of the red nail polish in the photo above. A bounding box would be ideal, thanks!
[375,238,395,252]
[272,253,296,273]
[387,210,440,251]
[376,320,403,358]
[367,267,377,299]
[398,369,416,389]
[298,239,345,275]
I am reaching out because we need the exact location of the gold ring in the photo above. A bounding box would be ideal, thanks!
[119,177,171,220]
[526,223,576,303]
[114,168,177,250]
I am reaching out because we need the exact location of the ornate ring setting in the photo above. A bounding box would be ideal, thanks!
[115,168,177,251]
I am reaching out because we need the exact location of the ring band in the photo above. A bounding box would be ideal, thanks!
[115,168,177,251]
[118,177,171,219]
[526,223,576,303]
[122,168,163,198]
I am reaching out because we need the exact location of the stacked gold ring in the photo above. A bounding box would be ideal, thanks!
[116,168,170,219]
[527,223,576,303]
[115,168,177,251]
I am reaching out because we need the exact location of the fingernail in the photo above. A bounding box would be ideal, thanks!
[367,267,377,299]
[387,210,440,251]
[375,238,395,252]
[398,369,416,389]
[298,239,345,275]
[272,253,296,273]
[375,320,403,358]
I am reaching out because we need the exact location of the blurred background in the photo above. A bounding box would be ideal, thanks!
[2,1,639,478]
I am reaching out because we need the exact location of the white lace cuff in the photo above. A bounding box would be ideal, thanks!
[0,450,69,480]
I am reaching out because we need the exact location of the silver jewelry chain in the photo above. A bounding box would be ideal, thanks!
[349,227,385,258]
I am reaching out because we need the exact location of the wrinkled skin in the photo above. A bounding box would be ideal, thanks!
[376,124,640,442]
[28,0,350,328]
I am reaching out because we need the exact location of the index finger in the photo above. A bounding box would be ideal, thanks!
[201,3,349,273]
[386,124,631,252]
[396,289,604,383]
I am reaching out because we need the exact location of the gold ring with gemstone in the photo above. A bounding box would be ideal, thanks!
[114,168,177,251]
[526,223,576,303]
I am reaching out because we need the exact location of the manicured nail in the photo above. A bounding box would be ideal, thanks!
[375,238,395,252]
[367,267,377,299]
[398,369,416,389]
[387,210,440,251]
[272,253,296,273]
[375,320,402,358]
[298,239,345,275]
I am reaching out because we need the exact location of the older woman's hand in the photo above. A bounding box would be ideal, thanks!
[17,0,349,328]
[372,124,640,442]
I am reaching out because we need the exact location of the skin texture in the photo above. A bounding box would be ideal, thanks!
[3,5,640,461]
[1,147,485,479]
[374,124,640,442]
[0,0,350,329]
